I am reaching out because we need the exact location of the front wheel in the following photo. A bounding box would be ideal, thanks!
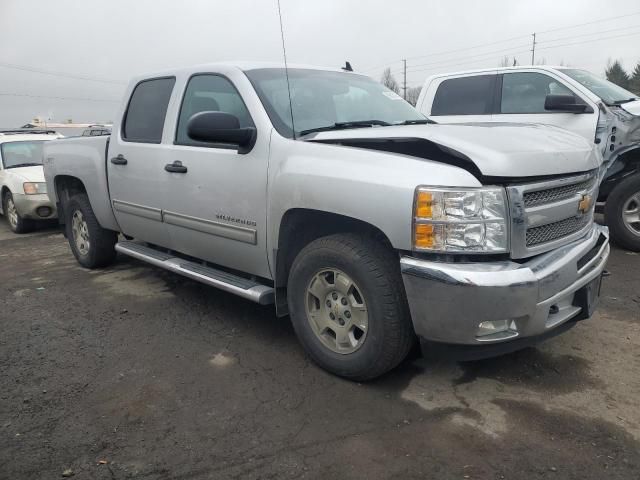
[604,174,640,252]
[3,191,33,234]
[65,193,118,268]
[287,233,415,381]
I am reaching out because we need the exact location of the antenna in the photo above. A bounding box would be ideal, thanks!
[276,0,296,139]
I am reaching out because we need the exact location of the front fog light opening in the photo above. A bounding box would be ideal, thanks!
[476,319,518,341]
[36,206,52,218]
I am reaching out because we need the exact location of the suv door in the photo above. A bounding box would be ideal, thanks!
[493,71,598,139]
[428,73,498,123]
[108,76,176,247]
[163,73,271,278]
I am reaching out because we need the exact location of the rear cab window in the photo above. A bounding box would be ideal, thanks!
[431,74,497,116]
[122,77,176,143]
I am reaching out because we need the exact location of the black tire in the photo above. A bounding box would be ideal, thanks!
[604,173,640,252]
[65,193,117,268]
[2,191,33,234]
[287,233,415,381]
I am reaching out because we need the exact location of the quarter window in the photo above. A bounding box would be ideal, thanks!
[122,77,175,143]
[176,75,253,146]
[431,75,496,116]
[500,73,575,114]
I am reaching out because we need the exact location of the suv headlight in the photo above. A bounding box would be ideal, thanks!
[413,187,509,253]
[23,182,47,195]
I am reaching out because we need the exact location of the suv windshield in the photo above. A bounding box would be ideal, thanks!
[245,68,425,138]
[0,140,45,169]
[560,68,638,105]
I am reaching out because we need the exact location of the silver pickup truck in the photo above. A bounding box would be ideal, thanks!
[44,62,610,380]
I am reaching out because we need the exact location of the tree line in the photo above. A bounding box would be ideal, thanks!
[605,59,640,95]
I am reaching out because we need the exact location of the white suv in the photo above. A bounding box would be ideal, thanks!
[417,66,640,250]
[0,130,62,233]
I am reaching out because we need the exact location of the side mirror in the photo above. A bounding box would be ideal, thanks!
[187,111,256,153]
[544,94,591,113]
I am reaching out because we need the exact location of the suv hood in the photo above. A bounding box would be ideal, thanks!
[307,123,601,178]
[5,165,45,182]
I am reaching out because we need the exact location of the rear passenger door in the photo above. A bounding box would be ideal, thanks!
[427,73,498,124]
[492,71,598,140]
[108,76,176,247]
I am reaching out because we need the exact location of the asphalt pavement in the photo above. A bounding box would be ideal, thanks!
[1,220,639,479]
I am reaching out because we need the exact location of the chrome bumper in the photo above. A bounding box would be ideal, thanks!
[400,224,610,345]
[12,193,57,220]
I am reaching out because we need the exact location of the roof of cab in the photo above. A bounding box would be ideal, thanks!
[130,61,365,83]
[424,65,578,80]
[0,131,62,144]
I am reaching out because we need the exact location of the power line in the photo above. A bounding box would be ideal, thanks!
[537,24,640,45]
[537,10,640,34]
[535,30,640,52]
[400,44,530,73]
[361,9,640,75]
[0,61,126,85]
[0,92,120,103]
[400,50,531,76]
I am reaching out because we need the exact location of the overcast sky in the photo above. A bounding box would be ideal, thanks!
[0,0,639,126]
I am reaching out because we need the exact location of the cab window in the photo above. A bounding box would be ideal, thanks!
[431,75,497,116]
[175,74,253,146]
[122,77,176,143]
[500,73,575,114]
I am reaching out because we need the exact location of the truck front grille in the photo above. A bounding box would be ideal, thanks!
[523,176,596,208]
[506,170,599,258]
[526,215,591,246]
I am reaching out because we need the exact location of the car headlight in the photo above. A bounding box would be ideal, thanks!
[413,186,509,253]
[23,182,47,195]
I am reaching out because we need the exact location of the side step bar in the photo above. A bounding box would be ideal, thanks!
[115,241,274,305]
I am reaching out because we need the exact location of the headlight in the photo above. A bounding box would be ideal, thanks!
[23,182,47,195]
[413,187,509,253]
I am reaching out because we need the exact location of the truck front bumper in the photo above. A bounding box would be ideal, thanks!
[12,193,57,220]
[400,224,610,349]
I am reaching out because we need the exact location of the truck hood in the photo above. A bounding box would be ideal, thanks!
[307,123,600,179]
[620,99,640,116]
[6,165,45,182]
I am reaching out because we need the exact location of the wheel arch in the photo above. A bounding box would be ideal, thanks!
[273,208,397,316]
[54,175,88,226]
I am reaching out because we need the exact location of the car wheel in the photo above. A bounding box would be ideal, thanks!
[287,233,415,381]
[604,173,640,252]
[65,193,117,268]
[2,191,33,234]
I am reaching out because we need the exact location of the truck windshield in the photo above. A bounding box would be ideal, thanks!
[560,68,638,105]
[245,68,426,138]
[0,140,45,169]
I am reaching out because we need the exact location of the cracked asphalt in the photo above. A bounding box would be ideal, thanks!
[1,220,639,479]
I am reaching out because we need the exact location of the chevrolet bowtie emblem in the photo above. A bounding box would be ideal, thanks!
[578,194,592,214]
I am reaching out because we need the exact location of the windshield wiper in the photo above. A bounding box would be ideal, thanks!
[299,120,391,137]
[396,118,436,125]
[6,162,42,169]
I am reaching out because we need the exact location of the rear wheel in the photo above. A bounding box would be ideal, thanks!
[605,174,640,251]
[65,193,117,268]
[287,233,415,381]
[3,191,33,234]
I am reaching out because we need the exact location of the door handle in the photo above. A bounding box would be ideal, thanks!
[165,160,187,173]
[110,154,128,165]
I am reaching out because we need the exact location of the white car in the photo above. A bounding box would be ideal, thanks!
[0,130,62,233]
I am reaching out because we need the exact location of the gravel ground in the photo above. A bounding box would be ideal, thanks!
[0,220,639,480]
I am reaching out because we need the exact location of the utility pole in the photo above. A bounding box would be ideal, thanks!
[531,33,536,65]
[402,59,407,100]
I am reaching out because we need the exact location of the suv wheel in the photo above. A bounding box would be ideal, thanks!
[3,191,33,234]
[287,233,415,381]
[605,174,640,251]
[65,193,118,268]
